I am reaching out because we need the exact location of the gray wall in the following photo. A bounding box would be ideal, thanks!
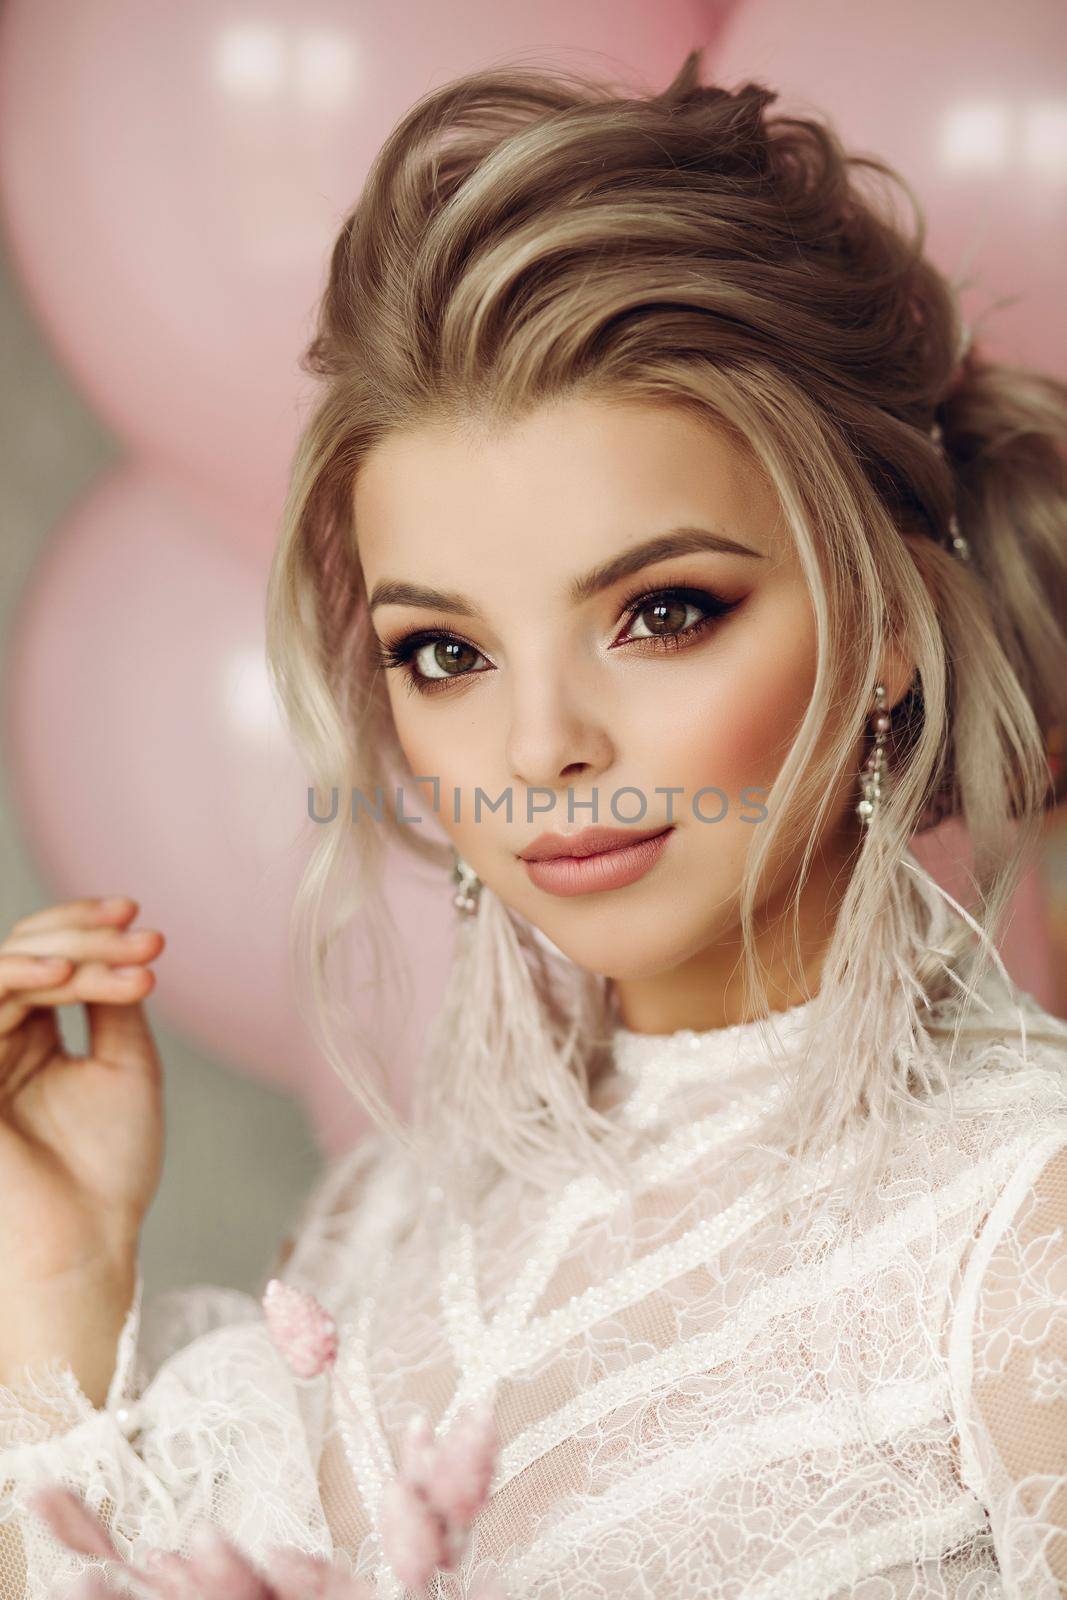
[0,231,323,1305]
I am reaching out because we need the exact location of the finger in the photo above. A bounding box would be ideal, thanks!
[8,896,139,937]
[0,953,74,997]
[0,962,153,1038]
[1,927,164,966]
[1,960,150,1003]
[86,986,160,1076]
[0,956,74,1035]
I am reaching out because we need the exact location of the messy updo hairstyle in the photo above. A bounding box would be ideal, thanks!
[265,46,1067,1210]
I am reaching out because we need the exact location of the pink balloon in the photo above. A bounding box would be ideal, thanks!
[0,0,718,546]
[713,0,1067,374]
[2,461,456,1154]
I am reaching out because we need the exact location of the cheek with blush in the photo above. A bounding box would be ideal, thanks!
[696,595,818,797]
[643,606,816,817]
[696,679,808,800]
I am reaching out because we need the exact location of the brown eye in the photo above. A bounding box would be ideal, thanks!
[629,596,703,638]
[413,638,485,680]
[612,584,742,655]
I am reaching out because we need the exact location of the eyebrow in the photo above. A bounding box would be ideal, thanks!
[367,525,765,617]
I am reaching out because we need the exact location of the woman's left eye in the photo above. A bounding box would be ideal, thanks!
[614,584,740,649]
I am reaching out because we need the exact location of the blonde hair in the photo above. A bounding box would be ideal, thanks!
[265,47,1067,1211]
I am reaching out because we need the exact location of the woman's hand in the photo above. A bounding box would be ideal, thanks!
[0,896,166,1397]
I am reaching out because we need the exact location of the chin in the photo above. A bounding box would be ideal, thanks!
[528,909,714,985]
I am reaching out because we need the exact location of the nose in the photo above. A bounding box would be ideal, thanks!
[504,657,615,795]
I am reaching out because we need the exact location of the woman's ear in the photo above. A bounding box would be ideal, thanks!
[877,640,918,714]
[877,530,933,711]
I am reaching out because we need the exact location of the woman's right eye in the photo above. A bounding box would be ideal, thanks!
[374,632,493,695]
[409,637,489,681]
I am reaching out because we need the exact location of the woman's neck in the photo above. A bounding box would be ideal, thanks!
[610,827,858,1035]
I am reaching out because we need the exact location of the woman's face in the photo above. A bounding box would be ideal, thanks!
[355,394,862,988]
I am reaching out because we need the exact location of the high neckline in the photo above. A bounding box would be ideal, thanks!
[593,993,822,1127]
[610,992,820,1075]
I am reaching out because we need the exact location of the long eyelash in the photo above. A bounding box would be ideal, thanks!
[615,580,738,630]
[373,630,463,674]
[371,629,479,698]
[613,583,742,657]
[373,583,740,695]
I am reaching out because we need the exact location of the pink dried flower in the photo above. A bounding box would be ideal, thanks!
[377,1401,500,1590]
[261,1278,339,1379]
[427,1401,498,1527]
[136,1547,203,1599]
[260,1545,376,1599]
[31,1347,501,1598]
[31,1487,378,1600]
[397,1412,437,1493]
[184,1525,275,1597]
[379,1474,449,1589]
[28,1486,121,1563]
[63,1576,116,1598]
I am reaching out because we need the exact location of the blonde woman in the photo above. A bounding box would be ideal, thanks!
[2,46,1067,1599]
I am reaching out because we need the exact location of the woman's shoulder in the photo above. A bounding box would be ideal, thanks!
[933,972,1067,1126]
[886,971,1067,1224]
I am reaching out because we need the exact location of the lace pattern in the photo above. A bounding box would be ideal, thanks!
[0,963,1064,1598]
[948,1133,1067,1595]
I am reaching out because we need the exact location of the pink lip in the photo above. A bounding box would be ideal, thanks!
[519,825,672,862]
[520,826,674,897]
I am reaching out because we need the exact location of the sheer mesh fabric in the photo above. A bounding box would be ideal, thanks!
[948,1139,1067,1591]
[0,961,1064,1599]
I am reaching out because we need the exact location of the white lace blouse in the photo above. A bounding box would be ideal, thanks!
[1,963,1066,1599]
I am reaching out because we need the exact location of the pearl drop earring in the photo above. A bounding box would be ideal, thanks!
[857,683,890,827]
[452,849,482,915]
